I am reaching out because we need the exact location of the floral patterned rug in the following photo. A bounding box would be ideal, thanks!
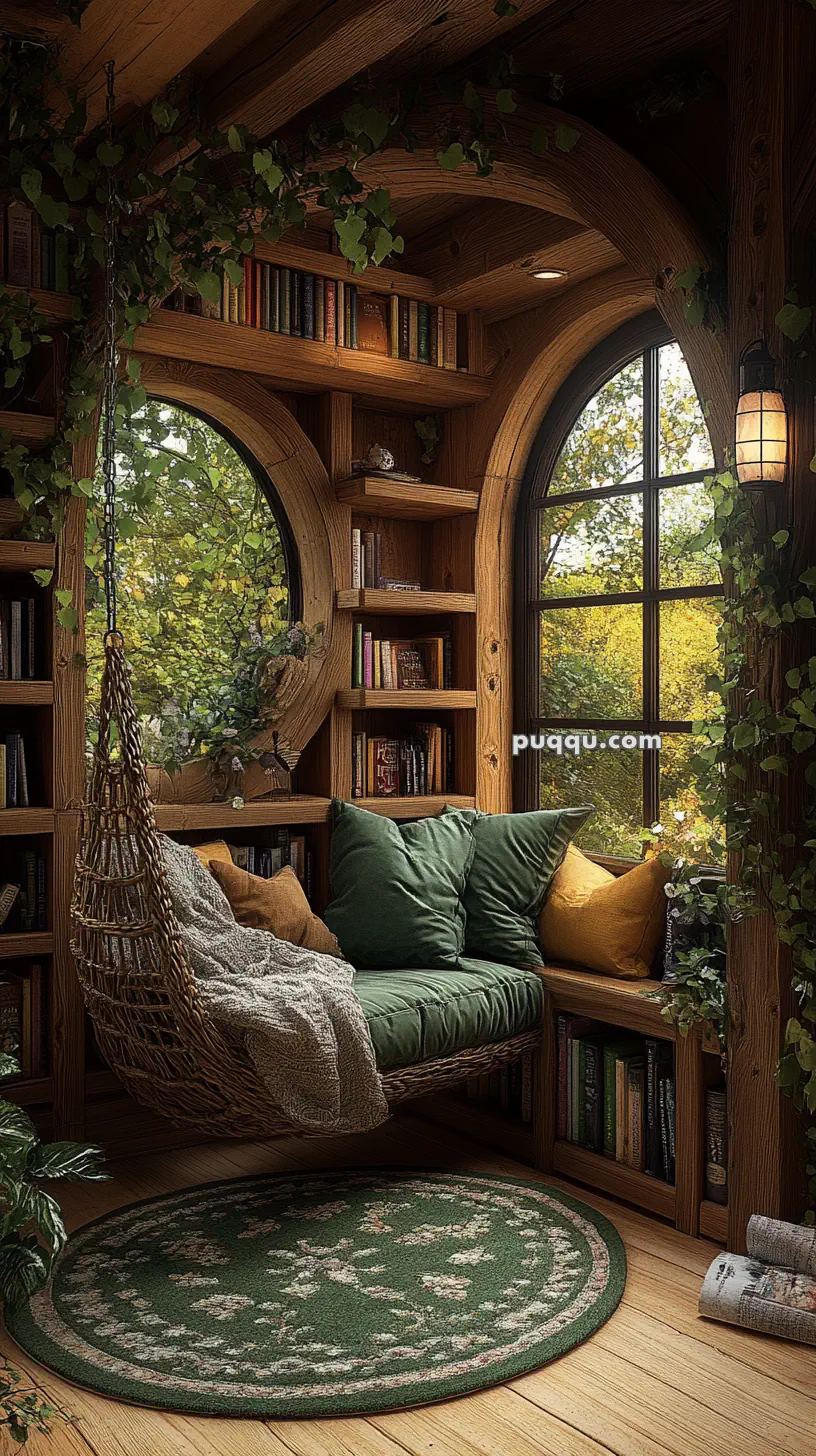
[6,1169,626,1416]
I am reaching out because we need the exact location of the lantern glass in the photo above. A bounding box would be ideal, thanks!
[735,388,787,486]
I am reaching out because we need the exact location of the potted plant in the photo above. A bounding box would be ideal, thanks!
[0,1053,106,1445]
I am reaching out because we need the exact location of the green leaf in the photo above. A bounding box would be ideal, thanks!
[493,0,520,14]
[223,258,244,287]
[334,211,367,264]
[97,142,124,167]
[675,263,702,290]
[20,168,42,203]
[496,89,517,114]
[31,569,53,588]
[792,729,815,753]
[227,125,244,152]
[54,588,73,607]
[554,124,581,153]
[760,755,788,774]
[795,597,816,618]
[57,605,79,633]
[772,530,790,548]
[786,667,803,689]
[194,270,222,304]
[436,142,466,171]
[462,81,481,110]
[151,98,180,133]
[36,194,70,229]
[530,127,549,155]
[733,721,758,749]
[776,302,812,341]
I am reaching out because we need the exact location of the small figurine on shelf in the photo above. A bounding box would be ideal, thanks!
[349,443,421,484]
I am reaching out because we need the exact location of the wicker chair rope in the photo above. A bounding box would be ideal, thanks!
[71,637,542,1139]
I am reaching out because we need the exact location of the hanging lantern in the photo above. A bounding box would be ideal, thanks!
[735,339,787,487]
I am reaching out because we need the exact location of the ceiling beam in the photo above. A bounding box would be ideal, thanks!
[56,0,276,126]
[406,204,588,295]
[202,0,452,137]
[0,1,67,38]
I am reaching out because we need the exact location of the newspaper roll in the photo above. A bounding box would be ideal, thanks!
[699,1252,816,1345]
[746,1215,816,1277]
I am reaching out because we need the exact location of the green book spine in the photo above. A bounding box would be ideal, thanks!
[417,301,430,363]
[577,1040,586,1147]
[269,267,279,331]
[279,268,290,333]
[603,1043,617,1157]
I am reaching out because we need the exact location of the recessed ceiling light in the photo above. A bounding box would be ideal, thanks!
[532,268,568,281]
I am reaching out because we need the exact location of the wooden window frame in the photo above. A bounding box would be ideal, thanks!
[513,312,723,860]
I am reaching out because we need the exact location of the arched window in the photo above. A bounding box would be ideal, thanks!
[87,399,300,761]
[515,317,722,859]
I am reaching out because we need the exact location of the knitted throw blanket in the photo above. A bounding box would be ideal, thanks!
[160,836,388,1134]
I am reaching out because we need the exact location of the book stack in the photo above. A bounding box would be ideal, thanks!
[0,962,47,1078]
[162,262,462,368]
[705,1083,728,1204]
[464,1053,534,1122]
[223,830,311,897]
[0,204,70,292]
[0,597,37,679]
[0,848,47,933]
[700,1215,816,1346]
[352,626,452,690]
[1,733,31,809]
[556,1015,676,1182]
[352,723,454,797]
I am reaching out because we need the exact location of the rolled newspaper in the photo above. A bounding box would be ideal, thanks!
[699,1216,816,1345]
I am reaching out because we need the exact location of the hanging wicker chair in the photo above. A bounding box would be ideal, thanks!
[71,637,541,1140]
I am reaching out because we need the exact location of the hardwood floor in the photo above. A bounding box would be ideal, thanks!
[3,1112,815,1456]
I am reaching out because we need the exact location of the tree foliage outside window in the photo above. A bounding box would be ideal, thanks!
[86,402,292,769]
[526,341,721,858]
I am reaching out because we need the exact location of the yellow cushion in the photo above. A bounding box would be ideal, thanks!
[538,844,670,979]
[209,859,341,958]
[191,839,233,868]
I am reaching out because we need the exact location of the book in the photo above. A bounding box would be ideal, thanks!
[556,1013,569,1140]
[389,295,399,358]
[6,203,34,287]
[583,1037,605,1153]
[417,302,430,364]
[290,270,301,336]
[302,272,315,339]
[368,738,400,797]
[443,308,458,369]
[336,281,345,346]
[314,277,325,341]
[352,622,364,688]
[705,1085,728,1204]
[398,297,410,360]
[279,268,291,333]
[325,280,336,344]
[0,883,19,928]
[408,299,419,361]
[357,293,390,355]
[0,972,31,1076]
[700,1215,816,1345]
[625,1057,645,1170]
[348,284,358,348]
[351,528,362,588]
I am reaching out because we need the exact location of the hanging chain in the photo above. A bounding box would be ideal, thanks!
[101,60,119,638]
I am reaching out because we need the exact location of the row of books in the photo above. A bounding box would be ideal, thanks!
[0,847,47,934]
[2,734,31,809]
[350,530,421,593]
[0,597,37,680]
[221,829,312,898]
[557,1015,677,1183]
[464,1053,534,1122]
[0,203,70,291]
[0,963,47,1078]
[164,262,462,368]
[352,627,452,691]
[352,725,455,798]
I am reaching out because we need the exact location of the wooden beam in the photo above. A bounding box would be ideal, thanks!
[0,1,67,38]
[407,205,587,295]
[56,0,273,125]
[202,0,449,137]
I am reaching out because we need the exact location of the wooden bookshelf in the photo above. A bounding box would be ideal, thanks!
[0,933,54,960]
[0,501,23,536]
[0,540,56,570]
[337,477,479,519]
[0,681,54,706]
[0,411,56,444]
[553,1140,677,1221]
[699,1199,728,1243]
[134,312,490,409]
[352,795,475,818]
[337,588,476,614]
[4,285,74,322]
[0,809,55,835]
[152,795,332,831]
[338,688,476,710]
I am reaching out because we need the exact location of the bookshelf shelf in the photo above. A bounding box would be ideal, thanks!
[0,681,53,706]
[5,285,74,322]
[5,1077,53,1107]
[0,933,53,961]
[0,411,56,444]
[0,809,54,835]
[337,588,476,615]
[553,1140,677,1220]
[0,540,56,571]
[352,794,475,818]
[699,1199,728,1243]
[338,688,476,710]
[152,794,332,832]
[537,964,672,1041]
[134,312,490,409]
[337,477,479,520]
[0,501,23,537]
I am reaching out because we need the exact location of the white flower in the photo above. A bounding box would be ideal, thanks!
[420,1273,471,1301]
[448,1246,495,1266]
[221,727,239,739]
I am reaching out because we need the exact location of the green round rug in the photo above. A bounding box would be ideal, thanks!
[7,1169,626,1416]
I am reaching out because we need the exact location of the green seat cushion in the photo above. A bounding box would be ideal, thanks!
[447,806,594,968]
[355,958,543,1071]
[325,799,475,969]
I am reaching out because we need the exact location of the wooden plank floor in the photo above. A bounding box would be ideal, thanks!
[3,1111,815,1456]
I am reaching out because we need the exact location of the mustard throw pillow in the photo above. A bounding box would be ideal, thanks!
[191,839,233,868]
[538,844,670,979]
[209,859,340,958]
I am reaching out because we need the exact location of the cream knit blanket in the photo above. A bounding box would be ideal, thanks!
[160,836,388,1134]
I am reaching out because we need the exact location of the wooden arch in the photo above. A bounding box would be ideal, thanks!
[133,357,347,802]
[355,101,731,810]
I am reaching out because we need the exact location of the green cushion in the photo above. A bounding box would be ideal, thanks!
[448,806,593,968]
[325,799,476,969]
[355,958,543,1071]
